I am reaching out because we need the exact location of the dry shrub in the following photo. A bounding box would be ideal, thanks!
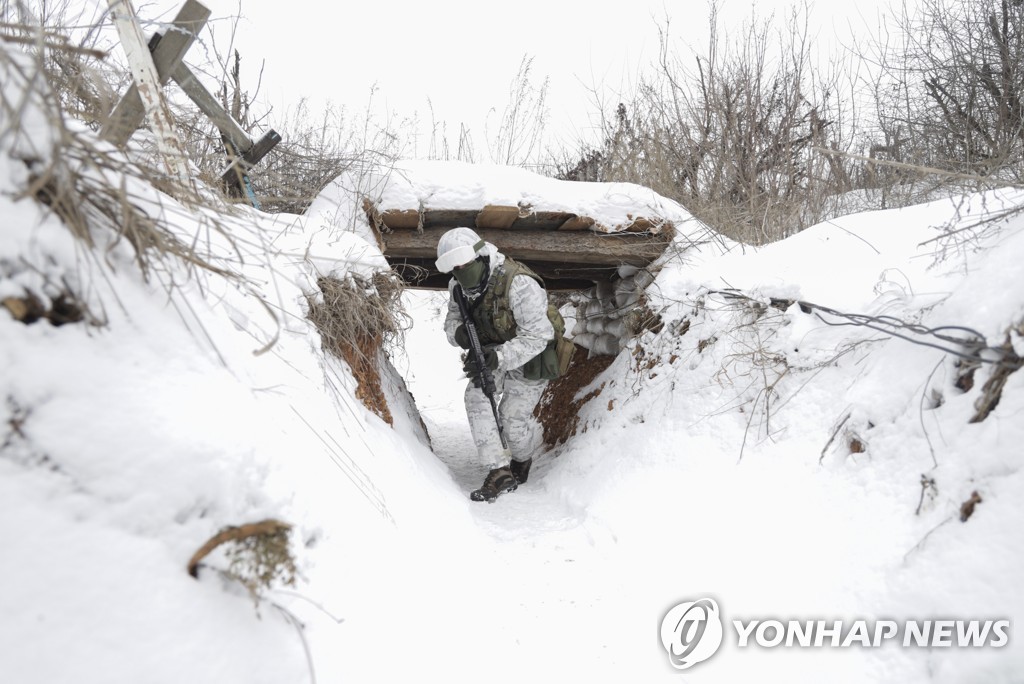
[175,70,411,215]
[959,491,983,522]
[306,272,407,424]
[173,95,382,215]
[186,519,296,606]
[871,0,1024,183]
[557,5,856,245]
[534,346,617,447]
[1,5,126,129]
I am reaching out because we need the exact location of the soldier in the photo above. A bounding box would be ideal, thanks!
[435,227,572,502]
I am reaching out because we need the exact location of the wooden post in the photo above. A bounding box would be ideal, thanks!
[101,0,210,146]
[221,129,281,189]
[104,0,192,186]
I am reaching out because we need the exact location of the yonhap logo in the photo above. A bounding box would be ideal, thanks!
[660,598,724,670]
[658,597,1011,672]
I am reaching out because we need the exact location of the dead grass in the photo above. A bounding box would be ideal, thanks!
[305,272,408,424]
[2,25,245,326]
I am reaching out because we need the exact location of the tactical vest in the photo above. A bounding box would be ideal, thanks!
[467,257,575,380]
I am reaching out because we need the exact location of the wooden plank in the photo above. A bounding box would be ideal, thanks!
[378,209,419,230]
[558,215,596,231]
[625,217,672,233]
[422,209,479,229]
[475,205,521,229]
[105,0,191,185]
[509,211,573,231]
[375,207,653,234]
[380,226,670,267]
[167,47,253,152]
[101,0,211,146]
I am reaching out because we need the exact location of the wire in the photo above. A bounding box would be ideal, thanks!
[704,288,1021,371]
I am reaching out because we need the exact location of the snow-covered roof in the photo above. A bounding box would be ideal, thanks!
[308,159,714,288]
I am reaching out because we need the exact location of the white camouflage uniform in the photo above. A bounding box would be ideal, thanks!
[444,243,553,469]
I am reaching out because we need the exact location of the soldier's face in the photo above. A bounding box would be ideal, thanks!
[453,257,487,291]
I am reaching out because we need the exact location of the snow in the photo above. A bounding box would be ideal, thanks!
[2,42,1023,684]
[309,158,698,234]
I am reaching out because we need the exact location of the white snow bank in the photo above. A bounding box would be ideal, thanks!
[0,50,443,680]
[535,187,1024,682]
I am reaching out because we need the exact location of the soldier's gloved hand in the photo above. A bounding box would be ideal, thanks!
[463,347,499,388]
[454,324,470,349]
[462,347,499,375]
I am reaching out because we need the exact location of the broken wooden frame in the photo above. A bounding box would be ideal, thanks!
[100,0,280,206]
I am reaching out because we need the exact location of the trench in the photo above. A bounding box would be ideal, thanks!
[394,288,600,538]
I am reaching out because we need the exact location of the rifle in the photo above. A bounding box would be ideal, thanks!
[454,285,512,460]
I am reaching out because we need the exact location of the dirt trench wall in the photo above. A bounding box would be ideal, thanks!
[534,347,617,448]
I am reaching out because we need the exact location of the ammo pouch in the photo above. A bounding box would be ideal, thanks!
[522,306,576,381]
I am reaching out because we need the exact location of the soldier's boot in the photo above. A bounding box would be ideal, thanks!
[510,458,533,486]
[470,466,518,503]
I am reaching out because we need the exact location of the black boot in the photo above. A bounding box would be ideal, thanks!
[510,458,533,485]
[470,466,518,503]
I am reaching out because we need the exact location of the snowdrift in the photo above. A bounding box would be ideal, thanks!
[529,190,1024,682]
[0,43,449,682]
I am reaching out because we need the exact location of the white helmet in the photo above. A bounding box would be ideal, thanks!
[435,227,485,273]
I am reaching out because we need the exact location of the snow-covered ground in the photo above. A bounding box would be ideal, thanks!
[393,190,1024,683]
[2,44,1022,683]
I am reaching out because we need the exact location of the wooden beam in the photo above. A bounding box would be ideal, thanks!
[476,205,522,229]
[157,35,253,153]
[101,0,211,146]
[380,226,670,268]
[508,210,572,231]
[379,209,420,230]
[558,215,596,231]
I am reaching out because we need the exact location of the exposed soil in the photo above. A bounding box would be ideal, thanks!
[534,346,616,447]
[339,337,394,425]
